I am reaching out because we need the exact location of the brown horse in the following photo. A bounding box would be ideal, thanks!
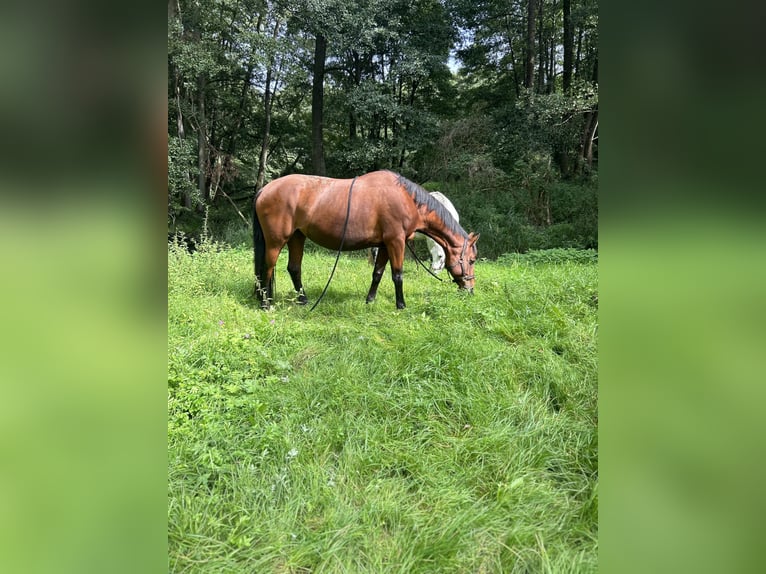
[252,170,479,309]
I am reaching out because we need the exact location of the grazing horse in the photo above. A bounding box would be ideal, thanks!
[253,170,479,309]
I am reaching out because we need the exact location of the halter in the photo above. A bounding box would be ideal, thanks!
[447,237,475,284]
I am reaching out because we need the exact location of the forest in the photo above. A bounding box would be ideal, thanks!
[168,0,598,258]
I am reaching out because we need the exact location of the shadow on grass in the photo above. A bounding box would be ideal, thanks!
[224,255,456,315]
[231,280,371,313]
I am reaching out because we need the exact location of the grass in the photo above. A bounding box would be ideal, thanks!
[168,240,598,573]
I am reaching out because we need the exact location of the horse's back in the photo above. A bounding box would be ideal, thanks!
[257,174,322,204]
[258,170,399,203]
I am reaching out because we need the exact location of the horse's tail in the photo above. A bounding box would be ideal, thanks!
[252,194,274,300]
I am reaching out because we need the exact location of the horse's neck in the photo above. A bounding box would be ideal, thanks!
[421,211,463,248]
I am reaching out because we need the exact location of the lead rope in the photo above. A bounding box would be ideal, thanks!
[406,241,444,282]
[309,177,357,311]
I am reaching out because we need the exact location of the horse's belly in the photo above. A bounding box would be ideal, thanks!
[304,227,377,251]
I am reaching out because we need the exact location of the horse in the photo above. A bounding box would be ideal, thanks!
[426,191,460,272]
[252,170,479,309]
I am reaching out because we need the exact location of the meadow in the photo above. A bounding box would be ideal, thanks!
[168,240,598,572]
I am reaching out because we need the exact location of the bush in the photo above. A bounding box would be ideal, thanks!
[549,180,598,249]
[219,219,252,248]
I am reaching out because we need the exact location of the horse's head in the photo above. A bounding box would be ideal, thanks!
[446,233,480,293]
[430,242,446,272]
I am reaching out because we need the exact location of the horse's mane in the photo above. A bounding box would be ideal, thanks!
[389,172,467,239]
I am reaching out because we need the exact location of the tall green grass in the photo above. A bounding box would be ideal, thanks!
[168,240,598,572]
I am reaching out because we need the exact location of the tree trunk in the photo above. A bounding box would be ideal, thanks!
[398,79,418,169]
[349,112,357,140]
[169,0,191,210]
[580,108,598,170]
[591,53,598,83]
[196,74,208,211]
[545,193,552,226]
[311,34,327,176]
[548,29,555,93]
[554,147,571,178]
[173,74,191,210]
[525,0,536,89]
[256,19,281,190]
[536,0,545,92]
[504,16,521,96]
[575,27,583,79]
[563,0,573,94]
[349,50,361,140]
[256,74,273,190]
[227,61,254,158]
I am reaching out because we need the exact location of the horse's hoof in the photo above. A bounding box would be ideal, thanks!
[396,302,406,310]
[297,295,308,305]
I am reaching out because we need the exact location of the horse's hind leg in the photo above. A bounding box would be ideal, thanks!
[287,231,308,305]
[366,246,389,304]
[258,245,281,309]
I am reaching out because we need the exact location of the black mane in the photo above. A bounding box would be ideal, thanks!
[390,172,467,239]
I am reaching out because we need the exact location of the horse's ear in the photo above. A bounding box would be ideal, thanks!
[469,232,480,244]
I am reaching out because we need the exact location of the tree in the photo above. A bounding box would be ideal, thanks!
[256,17,284,189]
[525,0,536,89]
[311,33,327,175]
[563,0,573,93]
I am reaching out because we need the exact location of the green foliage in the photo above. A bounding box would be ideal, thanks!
[167,136,200,219]
[167,0,598,253]
[429,172,596,258]
[416,115,500,182]
[169,244,598,572]
[548,179,599,248]
[495,86,599,177]
[218,219,253,248]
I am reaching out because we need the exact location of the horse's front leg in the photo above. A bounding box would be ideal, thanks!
[387,240,406,309]
[286,231,308,305]
[366,246,389,304]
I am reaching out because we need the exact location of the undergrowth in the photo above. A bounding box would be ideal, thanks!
[168,240,598,573]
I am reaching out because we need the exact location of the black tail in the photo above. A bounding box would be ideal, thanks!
[252,195,274,302]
